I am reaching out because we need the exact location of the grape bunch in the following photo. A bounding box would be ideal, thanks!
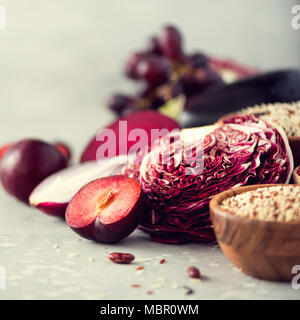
[108,25,257,118]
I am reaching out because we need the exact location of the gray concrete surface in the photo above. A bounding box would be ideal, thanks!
[0,0,300,300]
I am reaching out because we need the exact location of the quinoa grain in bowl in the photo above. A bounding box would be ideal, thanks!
[209,184,300,281]
[220,185,300,222]
[239,101,300,137]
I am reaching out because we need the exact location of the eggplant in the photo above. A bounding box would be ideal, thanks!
[180,69,300,127]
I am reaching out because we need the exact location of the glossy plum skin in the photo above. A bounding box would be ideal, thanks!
[54,141,72,163]
[0,144,12,161]
[66,176,145,243]
[68,201,143,243]
[0,139,67,203]
[158,25,183,61]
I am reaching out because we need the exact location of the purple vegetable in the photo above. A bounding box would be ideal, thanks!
[181,69,300,127]
[0,139,67,203]
[125,116,293,243]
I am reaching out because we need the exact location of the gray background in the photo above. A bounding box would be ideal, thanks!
[0,0,300,299]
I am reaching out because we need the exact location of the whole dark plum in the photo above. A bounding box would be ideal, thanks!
[0,139,67,203]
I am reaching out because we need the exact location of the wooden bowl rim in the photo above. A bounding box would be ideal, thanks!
[293,165,300,185]
[289,136,300,142]
[209,184,300,226]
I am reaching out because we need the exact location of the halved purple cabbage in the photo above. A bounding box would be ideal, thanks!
[124,115,293,244]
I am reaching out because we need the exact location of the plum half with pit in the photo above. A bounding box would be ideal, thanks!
[66,175,144,243]
[0,139,67,203]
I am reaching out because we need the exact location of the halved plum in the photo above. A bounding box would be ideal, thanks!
[66,175,144,243]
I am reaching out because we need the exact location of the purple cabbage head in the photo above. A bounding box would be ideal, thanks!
[124,115,293,244]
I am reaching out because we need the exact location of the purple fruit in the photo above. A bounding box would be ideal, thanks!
[136,55,170,85]
[30,157,125,217]
[147,37,162,55]
[125,52,149,79]
[54,141,72,163]
[182,69,224,97]
[0,139,67,203]
[108,94,132,115]
[158,25,183,61]
[188,52,209,69]
[66,175,144,243]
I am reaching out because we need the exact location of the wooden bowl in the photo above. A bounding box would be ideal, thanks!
[289,138,300,166]
[293,165,300,185]
[218,113,300,166]
[209,184,300,281]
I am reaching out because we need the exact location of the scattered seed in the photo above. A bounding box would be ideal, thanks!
[183,285,194,295]
[88,257,95,263]
[172,283,179,289]
[131,284,140,288]
[136,266,144,270]
[146,291,153,295]
[68,252,78,258]
[159,259,166,264]
[187,266,201,279]
[52,244,59,249]
[107,252,135,264]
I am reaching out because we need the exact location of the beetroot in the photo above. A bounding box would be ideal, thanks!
[80,110,180,162]
[0,139,67,203]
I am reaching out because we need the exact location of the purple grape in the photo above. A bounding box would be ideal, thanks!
[182,69,224,97]
[108,94,131,115]
[125,52,149,79]
[158,25,183,61]
[188,53,209,69]
[0,139,67,203]
[136,55,171,85]
[147,37,162,55]
[136,82,156,98]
